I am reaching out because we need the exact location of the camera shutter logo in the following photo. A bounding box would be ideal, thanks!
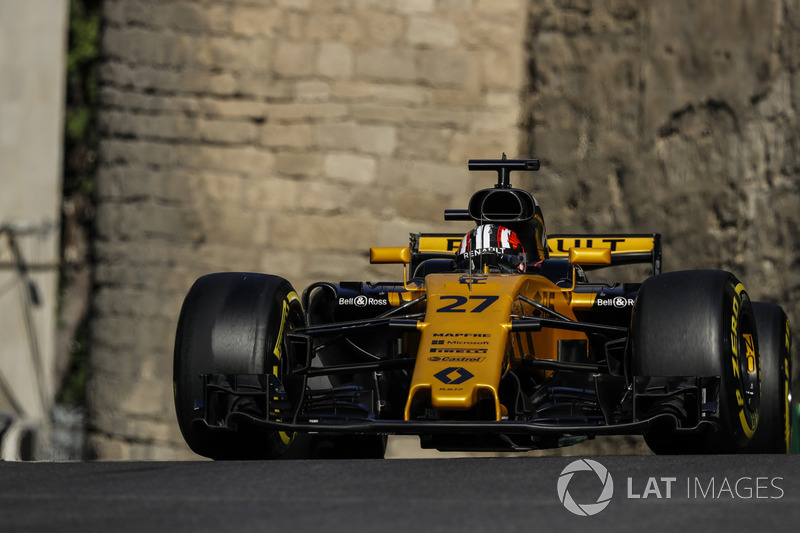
[557,459,614,516]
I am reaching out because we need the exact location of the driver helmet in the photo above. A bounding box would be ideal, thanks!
[455,224,527,273]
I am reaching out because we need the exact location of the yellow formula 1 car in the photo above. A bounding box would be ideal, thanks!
[174,157,793,458]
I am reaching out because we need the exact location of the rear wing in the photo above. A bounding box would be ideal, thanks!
[547,234,662,275]
[415,234,463,256]
[372,232,662,277]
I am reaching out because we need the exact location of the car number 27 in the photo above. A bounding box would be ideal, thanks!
[436,295,499,313]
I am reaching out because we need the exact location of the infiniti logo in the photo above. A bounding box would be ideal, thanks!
[557,459,614,516]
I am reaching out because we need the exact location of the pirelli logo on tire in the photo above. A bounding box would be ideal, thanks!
[730,282,758,440]
[784,319,792,452]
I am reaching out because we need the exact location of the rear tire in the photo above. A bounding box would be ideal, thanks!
[747,302,792,453]
[630,270,760,454]
[173,273,307,459]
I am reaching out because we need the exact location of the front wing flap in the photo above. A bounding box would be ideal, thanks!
[195,369,716,445]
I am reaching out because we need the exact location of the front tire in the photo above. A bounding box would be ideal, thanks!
[173,273,306,459]
[630,270,760,454]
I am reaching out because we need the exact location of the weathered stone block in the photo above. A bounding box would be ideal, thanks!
[169,2,231,34]
[261,123,313,149]
[274,151,324,177]
[356,48,416,81]
[448,131,519,166]
[476,0,527,14]
[182,145,275,174]
[274,41,316,77]
[243,176,300,210]
[408,160,469,195]
[266,102,348,122]
[179,70,239,96]
[230,6,282,36]
[277,0,313,10]
[270,213,379,252]
[356,124,397,155]
[407,16,460,47]
[481,48,524,89]
[317,42,354,78]
[460,19,519,48]
[397,127,455,160]
[313,122,358,150]
[198,97,268,119]
[307,12,364,44]
[192,120,258,144]
[295,180,357,212]
[362,11,406,45]
[419,50,471,87]
[405,107,471,129]
[295,80,332,102]
[323,152,377,184]
[99,138,182,169]
[205,209,271,246]
[330,82,425,105]
[193,36,256,70]
[350,103,409,123]
[395,0,435,14]
[237,74,294,100]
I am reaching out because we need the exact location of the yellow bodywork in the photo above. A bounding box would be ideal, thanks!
[402,273,588,421]
[368,234,658,422]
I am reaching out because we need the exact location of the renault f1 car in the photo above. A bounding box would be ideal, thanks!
[174,157,793,458]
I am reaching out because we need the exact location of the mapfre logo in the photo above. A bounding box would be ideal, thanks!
[557,459,614,516]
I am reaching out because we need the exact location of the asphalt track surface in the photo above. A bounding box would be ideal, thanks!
[0,455,798,532]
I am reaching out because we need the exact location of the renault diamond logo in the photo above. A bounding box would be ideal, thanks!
[433,367,474,385]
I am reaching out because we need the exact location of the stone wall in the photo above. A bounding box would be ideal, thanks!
[519,0,799,385]
[91,0,799,459]
[522,0,800,281]
[520,0,800,448]
[92,0,528,459]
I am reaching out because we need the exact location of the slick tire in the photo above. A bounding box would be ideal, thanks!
[630,270,760,454]
[746,302,792,453]
[173,273,307,460]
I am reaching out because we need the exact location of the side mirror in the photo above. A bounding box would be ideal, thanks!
[568,247,611,266]
[370,247,411,264]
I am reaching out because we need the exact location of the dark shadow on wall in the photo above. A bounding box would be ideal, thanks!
[519,0,800,416]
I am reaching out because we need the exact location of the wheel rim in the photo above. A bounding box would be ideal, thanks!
[738,330,759,413]
[731,283,760,440]
[271,291,304,448]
